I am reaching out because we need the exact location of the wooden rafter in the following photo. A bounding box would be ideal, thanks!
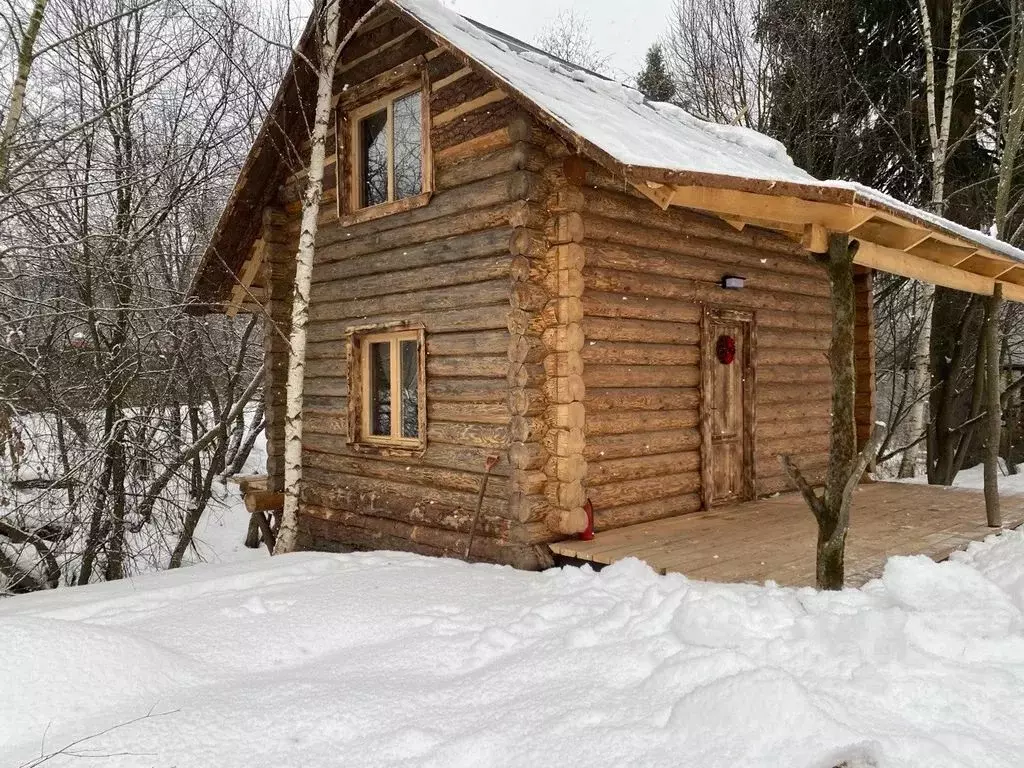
[854,242,1024,302]
[226,237,267,317]
[666,185,877,233]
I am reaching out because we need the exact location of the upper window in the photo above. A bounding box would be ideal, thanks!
[355,327,426,450]
[348,84,426,212]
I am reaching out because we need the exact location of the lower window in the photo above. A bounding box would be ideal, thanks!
[355,327,425,450]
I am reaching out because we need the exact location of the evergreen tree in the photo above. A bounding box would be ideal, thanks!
[637,44,676,102]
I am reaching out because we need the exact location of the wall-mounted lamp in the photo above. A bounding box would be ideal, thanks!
[721,275,746,290]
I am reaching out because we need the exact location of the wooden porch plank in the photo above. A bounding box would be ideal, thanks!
[549,482,1024,587]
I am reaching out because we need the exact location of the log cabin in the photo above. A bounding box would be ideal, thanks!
[189,0,1024,574]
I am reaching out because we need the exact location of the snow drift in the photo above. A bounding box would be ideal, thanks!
[3,531,1024,766]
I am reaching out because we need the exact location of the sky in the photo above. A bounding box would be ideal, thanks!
[442,0,675,80]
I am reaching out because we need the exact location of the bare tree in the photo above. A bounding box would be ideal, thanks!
[663,0,770,129]
[534,10,610,73]
[0,0,278,592]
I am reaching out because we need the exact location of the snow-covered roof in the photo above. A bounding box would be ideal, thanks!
[396,0,1024,269]
[397,0,813,184]
[190,0,1024,306]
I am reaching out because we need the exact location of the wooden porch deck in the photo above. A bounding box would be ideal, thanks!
[550,482,1024,587]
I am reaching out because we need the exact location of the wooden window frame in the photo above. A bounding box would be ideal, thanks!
[347,324,427,454]
[338,71,433,227]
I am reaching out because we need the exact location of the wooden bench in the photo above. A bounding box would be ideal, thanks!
[235,475,284,554]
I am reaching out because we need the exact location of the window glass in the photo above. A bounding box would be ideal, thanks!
[400,339,419,439]
[393,91,423,201]
[368,341,391,436]
[359,109,388,207]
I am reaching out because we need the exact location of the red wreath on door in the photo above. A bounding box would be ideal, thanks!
[716,334,736,365]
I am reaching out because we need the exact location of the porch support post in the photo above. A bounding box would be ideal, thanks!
[780,233,886,589]
[984,282,1003,527]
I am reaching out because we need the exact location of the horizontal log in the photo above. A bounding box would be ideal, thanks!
[244,490,284,514]
[581,341,700,366]
[436,141,548,191]
[756,431,829,461]
[582,290,702,324]
[759,418,832,441]
[757,382,832,404]
[300,512,550,568]
[427,329,509,357]
[582,316,700,345]
[312,253,512,303]
[433,126,514,167]
[303,467,509,519]
[588,472,701,510]
[759,365,832,386]
[586,266,833,316]
[428,421,509,449]
[308,303,509,341]
[304,450,509,497]
[301,435,512,477]
[301,498,511,545]
[587,451,700,486]
[757,399,832,423]
[427,354,507,379]
[303,408,348,437]
[594,493,703,531]
[584,364,700,389]
[313,227,511,283]
[309,278,509,323]
[316,200,544,264]
[428,376,508,402]
[757,348,829,367]
[756,309,833,332]
[587,387,701,412]
[758,327,831,351]
[756,450,829,480]
[586,409,699,436]
[303,377,348,398]
[585,428,701,461]
[585,242,829,298]
[428,401,509,425]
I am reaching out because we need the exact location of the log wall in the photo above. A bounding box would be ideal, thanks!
[574,166,835,533]
[265,9,553,567]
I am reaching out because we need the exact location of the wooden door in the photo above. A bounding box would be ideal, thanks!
[701,308,755,507]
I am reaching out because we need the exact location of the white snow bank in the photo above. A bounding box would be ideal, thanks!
[5,533,1024,766]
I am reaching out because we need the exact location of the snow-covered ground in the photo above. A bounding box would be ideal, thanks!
[4,530,1024,767]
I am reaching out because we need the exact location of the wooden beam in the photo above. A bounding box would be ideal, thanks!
[667,185,877,233]
[226,237,266,317]
[339,28,417,73]
[849,218,932,252]
[802,223,829,253]
[631,180,673,210]
[906,237,978,267]
[854,241,992,295]
[431,66,472,93]
[853,241,1024,302]
[433,89,506,126]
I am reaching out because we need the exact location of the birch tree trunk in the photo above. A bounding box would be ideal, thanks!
[0,0,49,187]
[900,0,963,478]
[274,0,342,554]
[984,283,1003,526]
[899,283,933,477]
